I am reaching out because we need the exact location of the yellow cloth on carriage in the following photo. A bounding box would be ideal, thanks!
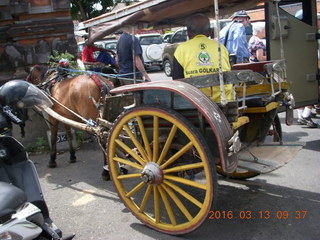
[174,35,234,102]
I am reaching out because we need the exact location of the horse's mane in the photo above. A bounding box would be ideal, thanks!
[27,64,50,83]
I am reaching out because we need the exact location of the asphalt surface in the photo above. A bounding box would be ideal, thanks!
[29,71,319,240]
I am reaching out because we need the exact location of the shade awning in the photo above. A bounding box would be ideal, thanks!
[79,0,270,44]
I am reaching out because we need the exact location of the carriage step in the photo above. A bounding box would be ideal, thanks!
[237,142,304,173]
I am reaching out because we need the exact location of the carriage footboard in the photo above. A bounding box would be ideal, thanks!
[236,142,303,173]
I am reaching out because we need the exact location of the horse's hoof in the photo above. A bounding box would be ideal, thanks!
[101,169,110,181]
[69,158,76,163]
[48,161,57,168]
[120,167,128,175]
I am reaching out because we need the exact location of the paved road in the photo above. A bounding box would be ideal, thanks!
[31,70,320,240]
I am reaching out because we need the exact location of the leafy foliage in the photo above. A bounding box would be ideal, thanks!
[70,0,140,21]
[48,50,77,68]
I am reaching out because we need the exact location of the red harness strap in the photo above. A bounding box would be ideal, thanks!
[90,74,114,90]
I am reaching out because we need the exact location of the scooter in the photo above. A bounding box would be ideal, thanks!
[0,80,75,240]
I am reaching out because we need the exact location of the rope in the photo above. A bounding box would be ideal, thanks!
[214,0,227,106]
[56,67,147,83]
[48,95,91,125]
[35,66,147,127]
[36,73,96,126]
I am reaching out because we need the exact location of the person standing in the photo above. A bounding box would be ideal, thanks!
[248,22,267,62]
[116,28,151,84]
[172,13,233,103]
[219,10,251,63]
[297,106,318,128]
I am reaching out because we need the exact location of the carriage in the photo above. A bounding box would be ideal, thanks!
[20,0,320,235]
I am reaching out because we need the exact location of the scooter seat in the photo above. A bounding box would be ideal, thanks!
[0,182,26,220]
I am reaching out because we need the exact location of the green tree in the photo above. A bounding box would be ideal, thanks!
[70,0,140,21]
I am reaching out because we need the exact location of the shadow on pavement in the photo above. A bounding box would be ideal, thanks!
[128,178,320,240]
[29,140,319,240]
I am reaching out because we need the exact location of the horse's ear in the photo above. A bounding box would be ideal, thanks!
[24,66,30,74]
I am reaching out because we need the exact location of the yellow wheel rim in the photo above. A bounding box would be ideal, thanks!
[108,107,214,234]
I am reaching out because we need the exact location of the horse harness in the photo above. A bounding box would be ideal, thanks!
[29,66,115,125]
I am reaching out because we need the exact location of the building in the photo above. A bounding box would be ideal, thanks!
[0,0,77,82]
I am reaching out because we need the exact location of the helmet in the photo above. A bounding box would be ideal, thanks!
[0,80,52,109]
[232,10,250,20]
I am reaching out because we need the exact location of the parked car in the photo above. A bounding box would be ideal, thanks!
[162,19,234,77]
[162,32,174,42]
[136,33,165,69]
[162,28,188,77]
[103,39,118,51]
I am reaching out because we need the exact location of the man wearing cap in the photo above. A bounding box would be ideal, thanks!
[219,10,251,63]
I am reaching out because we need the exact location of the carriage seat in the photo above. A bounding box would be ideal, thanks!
[232,61,273,73]
[238,94,275,108]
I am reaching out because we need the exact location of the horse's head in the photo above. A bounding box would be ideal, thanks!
[26,65,49,85]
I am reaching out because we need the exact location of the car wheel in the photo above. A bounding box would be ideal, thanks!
[163,59,172,77]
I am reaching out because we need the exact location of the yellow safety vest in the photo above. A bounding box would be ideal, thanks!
[174,35,233,102]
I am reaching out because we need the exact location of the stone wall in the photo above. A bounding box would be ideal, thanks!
[0,0,77,146]
[0,0,77,82]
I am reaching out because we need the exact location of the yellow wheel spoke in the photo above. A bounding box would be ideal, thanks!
[113,157,143,170]
[153,116,159,162]
[153,186,160,223]
[161,142,194,169]
[158,185,177,226]
[140,185,152,212]
[126,182,145,198]
[164,175,207,190]
[108,107,215,234]
[163,180,203,209]
[137,116,152,161]
[123,124,149,162]
[157,125,177,165]
[115,139,145,166]
[163,162,204,174]
[117,173,141,180]
[161,183,193,221]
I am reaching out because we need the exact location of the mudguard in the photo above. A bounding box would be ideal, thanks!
[110,81,238,173]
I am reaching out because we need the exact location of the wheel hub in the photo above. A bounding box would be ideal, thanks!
[141,162,163,185]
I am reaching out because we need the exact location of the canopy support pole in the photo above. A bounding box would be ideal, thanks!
[214,0,227,106]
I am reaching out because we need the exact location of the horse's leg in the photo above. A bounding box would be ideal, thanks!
[100,148,128,181]
[48,117,59,168]
[101,152,110,181]
[65,124,76,163]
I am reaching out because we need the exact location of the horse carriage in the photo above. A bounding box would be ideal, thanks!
[17,0,320,235]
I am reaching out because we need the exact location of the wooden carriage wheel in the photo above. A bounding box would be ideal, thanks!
[107,106,217,234]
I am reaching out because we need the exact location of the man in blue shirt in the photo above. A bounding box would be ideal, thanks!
[219,10,250,63]
[116,29,151,84]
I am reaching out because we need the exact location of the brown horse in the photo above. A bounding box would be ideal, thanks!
[27,65,114,180]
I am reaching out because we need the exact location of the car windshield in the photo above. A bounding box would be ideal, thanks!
[139,36,163,45]
[105,42,117,50]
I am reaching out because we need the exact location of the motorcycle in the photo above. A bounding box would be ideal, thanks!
[0,80,75,240]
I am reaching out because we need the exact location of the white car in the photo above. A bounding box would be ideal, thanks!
[137,33,165,69]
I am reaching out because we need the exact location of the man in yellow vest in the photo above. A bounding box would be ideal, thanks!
[172,13,233,103]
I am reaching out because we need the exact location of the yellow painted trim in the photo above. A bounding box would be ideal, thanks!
[236,82,289,97]
[243,102,279,113]
[232,116,250,130]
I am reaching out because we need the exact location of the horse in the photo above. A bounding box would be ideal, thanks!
[27,64,115,180]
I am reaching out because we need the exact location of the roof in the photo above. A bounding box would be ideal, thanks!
[79,0,271,44]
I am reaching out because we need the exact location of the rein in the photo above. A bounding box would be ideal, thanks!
[30,66,98,126]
